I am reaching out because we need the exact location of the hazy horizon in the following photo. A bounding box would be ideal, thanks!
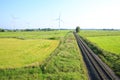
[0,0,120,29]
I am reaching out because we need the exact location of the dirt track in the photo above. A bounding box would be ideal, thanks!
[74,32,119,80]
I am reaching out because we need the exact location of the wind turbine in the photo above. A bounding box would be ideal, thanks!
[11,15,19,29]
[56,13,64,30]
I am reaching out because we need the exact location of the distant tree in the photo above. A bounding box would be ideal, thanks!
[0,28,5,32]
[76,26,80,33]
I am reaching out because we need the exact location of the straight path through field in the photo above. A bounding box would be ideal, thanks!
[74,32,119,80]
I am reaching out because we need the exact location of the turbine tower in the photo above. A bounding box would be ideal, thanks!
[58,13,61,30]
[56,13,64,30]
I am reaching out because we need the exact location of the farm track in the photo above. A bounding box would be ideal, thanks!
[74,32,119,80]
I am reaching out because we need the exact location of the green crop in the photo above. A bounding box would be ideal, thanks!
[87,36,120,54]
[0,31,88,80]
[0,38,59,68]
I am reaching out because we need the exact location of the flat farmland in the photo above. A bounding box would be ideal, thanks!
[0,31,89,80]
[87,36,120,54]
[80,30,120,37]
[0,38,59,68]
[0,30,69,69]
[80,30,120,54]
[0,30,69,39]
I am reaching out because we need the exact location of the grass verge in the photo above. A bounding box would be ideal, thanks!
[41,32,88,80]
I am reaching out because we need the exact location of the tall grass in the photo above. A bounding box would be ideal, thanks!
[41,32,88,80]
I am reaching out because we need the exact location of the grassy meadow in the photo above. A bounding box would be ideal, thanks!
[0,30,69,69]
[79,30,120,76]
[87,36,120,54]
[0,30,69,39]
[0,31,88,80]
[80,30,120,37]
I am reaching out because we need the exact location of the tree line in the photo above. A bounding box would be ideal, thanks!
[0,28,69,32]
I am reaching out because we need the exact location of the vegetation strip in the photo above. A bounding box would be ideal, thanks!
[0,30,69,39]
[74,32,119,80]
[40,32,88,80]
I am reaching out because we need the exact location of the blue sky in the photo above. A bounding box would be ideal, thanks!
[0,0,120,29]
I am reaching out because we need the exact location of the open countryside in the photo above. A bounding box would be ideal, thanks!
[0,31,68,69]
[0,31,89,80]
[0,0,120,80]
[0,30,119,80]
[0,31,69,69]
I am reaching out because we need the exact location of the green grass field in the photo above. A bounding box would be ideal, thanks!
[0,31,88,80]
[87,36,120,54]
[80,30,120,37]
[0,30,69,68]
[0,30,69,39]
[0,38,59,68]
[0,30,70,69]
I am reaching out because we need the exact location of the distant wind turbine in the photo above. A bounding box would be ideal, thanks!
[56,13,64,30]
[10,14,19,29]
